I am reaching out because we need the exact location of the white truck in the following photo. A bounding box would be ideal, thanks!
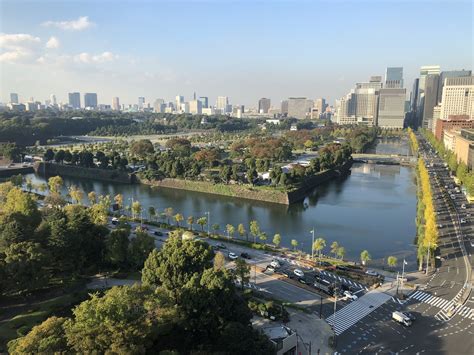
[392,311,412,327]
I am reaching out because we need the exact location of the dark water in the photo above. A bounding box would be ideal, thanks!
[25,139,417,268]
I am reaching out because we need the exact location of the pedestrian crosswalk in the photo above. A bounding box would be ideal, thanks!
[408,290,473,321]
[326,289,391,335]
[319,270,368,291]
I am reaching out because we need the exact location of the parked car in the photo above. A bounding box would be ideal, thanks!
[460,218,467,224]
[344,291,358,301]
[111,217,119,225]
[293,269,305,278]
[266,265,276,272]
[461,204,466,209]
[298,278,308,284]
[216,243,227,249]
[270,260,281,269]
[240,252,251,259]
[228,252,238,260]
[365,269,378,276]
[153,230,163,236]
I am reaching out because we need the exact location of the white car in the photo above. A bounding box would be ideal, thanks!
[365,269,378,276]
[293,269,305,278]
[470,240,474,248]
[461,204,466,209]
[460,218,467,224]
[344,291,358,301]
[270,260,281,269]
[228,252,238,260]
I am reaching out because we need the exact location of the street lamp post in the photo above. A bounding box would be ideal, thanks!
[205,211,210,236]
[310,228,315,260]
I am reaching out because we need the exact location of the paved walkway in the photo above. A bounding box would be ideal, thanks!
[86,277,139,289]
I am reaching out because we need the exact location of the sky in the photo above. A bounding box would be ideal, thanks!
[0,0,472,108]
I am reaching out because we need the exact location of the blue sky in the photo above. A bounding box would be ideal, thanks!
[0,0,472,107]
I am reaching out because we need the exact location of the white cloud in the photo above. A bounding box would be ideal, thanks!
[74,51,118,64]
[45,36,60,49]
[0,33,41,63]
[42,16,94,31]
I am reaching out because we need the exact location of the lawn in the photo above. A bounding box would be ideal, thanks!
[0,286,89,352]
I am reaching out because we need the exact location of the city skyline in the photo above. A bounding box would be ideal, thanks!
[1,0,472,106]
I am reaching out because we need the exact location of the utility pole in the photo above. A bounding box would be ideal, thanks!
[401,258,407,297]
[310,228,315,260]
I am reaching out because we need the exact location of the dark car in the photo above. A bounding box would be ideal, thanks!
[153,231,163,236]
[320,261,331,267]
[298,278,308,284]
[240,252,251,259]
[216,243,227,249]
[403,312,416,321]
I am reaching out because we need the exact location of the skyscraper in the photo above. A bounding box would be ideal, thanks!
[437,70,472,104]
[416,65,441,126]
[50,94,57,106]
[199,97,209,109]
[314,98,326,117]
[138,97,145,109]
[422,74,440,129]
[216,96,229,112]
[112,97,120,111]
[84,93,98,108]
[10,93,19,104]
[281,100,289,115]
[287,97,313,119]
[440,76,474,120]
[68,92,81,109]
[258,98,271,113]
[377,88,407,128]
[385,67,403,88]
[153,98,165,113]
[175,95,184,112]
[189,99,203,114]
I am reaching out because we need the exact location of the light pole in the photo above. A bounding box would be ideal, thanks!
[310,228,315,260]
[401,258,407,297]
[205,211,210,236]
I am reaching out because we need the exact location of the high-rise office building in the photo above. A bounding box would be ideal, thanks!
[335,76,382,126]
[377,88,406,128]
[281,100,289,115]
[175,95,184,112]
[217,96,229,112]
[10,93,19,104]
[84,93,98,108]
[437,70,472,104]
[258,98,271,113]
[68,92,81,109]
[440,76,474,120]
[417,65,441,126]
[287,97,313,119]
[385,67,404,88]
[50,94,57,106]
[422,74,440,129]
[189,99,202,114]
[199,97,208,109]
[314,98,326,118]
[138,97,145,109]
[112,97,120,111]
[153,98,165,113]
[180,102,190,114]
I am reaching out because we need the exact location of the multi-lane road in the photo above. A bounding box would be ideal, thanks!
[331,134,473,354]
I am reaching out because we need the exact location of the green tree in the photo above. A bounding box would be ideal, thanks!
[164,207,174,225]
[330,241,339,259]
[88,191,97,204]
[105,229,130,267]
[174,213,184,227]
[212,223,220,235]
[238,223,247,241]
[64,285,172,354]
[387,256,398,269]
[131,200,142,220]
[234,258,250,290]
[8,317,69,354]
[148,206,156,221]
[291,239,298,250]
[226,224,235,239]
[360,250,371,266]
[337,246,346,260]
[197,216,207,231]
[184,215,193,231]
[48,176,63,194]
[313,237,326,262]
[128,230,155,270]
[214,251,226,270]
[130,139,155,158]
[249,220,260,243]
[272,233,281,247]
[68,185,83,204]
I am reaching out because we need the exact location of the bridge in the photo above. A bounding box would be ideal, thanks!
[352,153,417,166]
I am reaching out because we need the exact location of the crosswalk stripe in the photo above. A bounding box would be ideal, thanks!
[409,291,473,321]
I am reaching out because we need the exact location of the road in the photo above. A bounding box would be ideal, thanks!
[330,134,473,354]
